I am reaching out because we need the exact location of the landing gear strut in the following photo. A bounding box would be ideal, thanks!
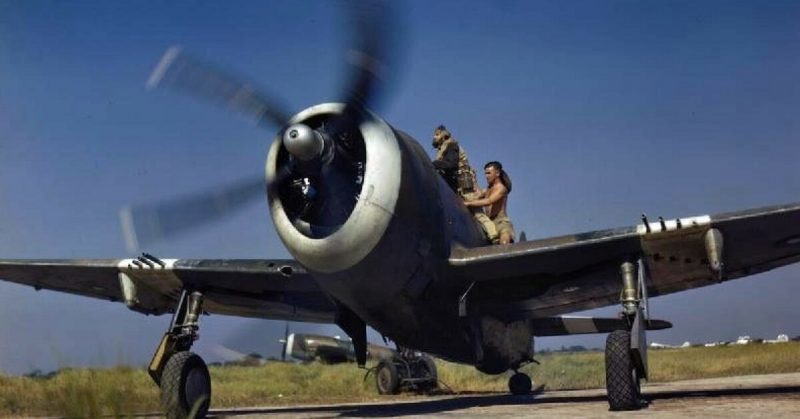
[148,290,211,419]
[605,260,648,411]
[375,348,438,394]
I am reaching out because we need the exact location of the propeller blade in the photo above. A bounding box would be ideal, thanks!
[326,0,398,136]
[131,1,403,250]
[147,46,293,127]
[343,0,392,110]
[119,175,266,252]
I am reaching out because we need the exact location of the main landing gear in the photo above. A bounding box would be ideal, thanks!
[375,348,439,394]
[605,260,649,411]
[508,371,533,395]
[606,329,641,410]
[148,290,211,419]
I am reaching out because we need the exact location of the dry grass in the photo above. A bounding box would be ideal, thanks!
[1,342,799,416]
[0,366,159,417]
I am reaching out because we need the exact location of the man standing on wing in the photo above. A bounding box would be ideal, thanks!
[465,161,515,245]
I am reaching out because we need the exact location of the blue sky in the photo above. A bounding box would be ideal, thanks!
[1,0,800,374]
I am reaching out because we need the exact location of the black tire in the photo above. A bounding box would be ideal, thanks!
[508,372,532,395]
[375,360,400,395]
[160,351,211,419]
[419,356,439,391]
[605,330,641,411]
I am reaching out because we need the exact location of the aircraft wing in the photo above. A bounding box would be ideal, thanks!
[449,202,800,320]
[0,258,335,323]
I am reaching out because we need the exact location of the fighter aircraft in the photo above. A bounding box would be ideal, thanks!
[2,2,800,418]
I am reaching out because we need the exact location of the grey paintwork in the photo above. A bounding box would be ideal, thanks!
[2,106,800,374]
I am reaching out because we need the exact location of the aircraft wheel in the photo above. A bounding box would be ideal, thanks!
[375,359,400,395]
[418,355,439,391]
[508,372,532,395]
[160,351,211,419]
[605,330,641,410]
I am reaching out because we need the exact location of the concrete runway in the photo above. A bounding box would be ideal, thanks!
[209,373,800,418]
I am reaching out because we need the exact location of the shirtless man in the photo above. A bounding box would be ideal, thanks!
[465,161,515,244]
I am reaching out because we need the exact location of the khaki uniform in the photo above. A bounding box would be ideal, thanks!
[491,214,514,241]
[473,210,498,243]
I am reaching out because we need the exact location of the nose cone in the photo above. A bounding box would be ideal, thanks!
[283,124,324,161]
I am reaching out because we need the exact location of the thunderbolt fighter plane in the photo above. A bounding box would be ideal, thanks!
[2,3,800,418]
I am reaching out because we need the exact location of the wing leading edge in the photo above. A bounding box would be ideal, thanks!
[449,201,800,319]
[0,258,335,323]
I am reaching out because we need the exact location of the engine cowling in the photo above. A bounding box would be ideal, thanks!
[266,103,402,274]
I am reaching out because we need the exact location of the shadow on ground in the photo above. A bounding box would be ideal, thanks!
[210,385,800,418]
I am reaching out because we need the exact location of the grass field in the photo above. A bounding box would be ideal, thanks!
[1,342,799,416]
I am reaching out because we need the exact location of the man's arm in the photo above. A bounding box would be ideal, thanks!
[465,184,507,207]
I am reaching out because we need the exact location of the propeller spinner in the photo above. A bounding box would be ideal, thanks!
[283,124,325,162]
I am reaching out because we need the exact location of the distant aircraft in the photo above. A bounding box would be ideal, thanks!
[766,334,790,344]
[280,331,438,393]
[2,2,800,418]
[281,332,393,364]
[278,322,396,365]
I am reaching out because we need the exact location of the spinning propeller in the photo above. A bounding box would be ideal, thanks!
[120,1,397,251]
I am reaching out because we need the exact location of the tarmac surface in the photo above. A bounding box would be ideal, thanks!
[208,372,800,418]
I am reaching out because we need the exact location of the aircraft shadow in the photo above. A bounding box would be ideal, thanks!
[209,385,800,418]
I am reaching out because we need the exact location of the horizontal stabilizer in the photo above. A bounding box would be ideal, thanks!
[531,316,672,337]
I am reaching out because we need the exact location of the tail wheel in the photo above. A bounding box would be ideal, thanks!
[160,351,211,419]
[508,372,532,395]
[375,359,400,395]
[605,330,641,410]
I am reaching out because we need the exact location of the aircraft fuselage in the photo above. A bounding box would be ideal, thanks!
[268,104,534,373]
